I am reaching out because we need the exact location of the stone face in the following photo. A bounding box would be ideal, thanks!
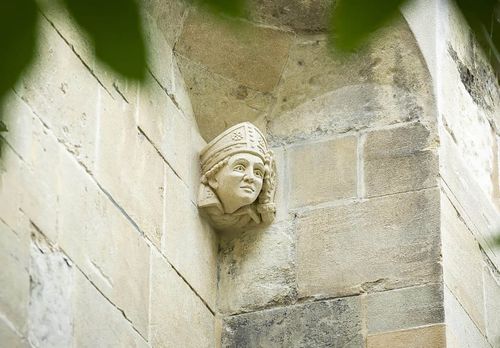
[367,324,446,348]
[150,249,215,348]
[198,122,277,231]
[288,136,357,208]
[297,189,441,298]
[364,123,438,197]
[441,194,485,333]
[58,151,150,336]
[0,219,30,335]
[17,19,99,172]
[218,221,296,314]
[164,166,218,308]
[484,263,500,346]
[28,234,73,348]
[222,297,363,348]
[96,87,165,248]
[176,55,272,142]
[72,270,148,348]
[247,0,334,32]
[444,286,490,348]
[176,10,292,93]
[366,284,444,334]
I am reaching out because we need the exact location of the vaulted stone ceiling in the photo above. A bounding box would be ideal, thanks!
[172,1,432,143]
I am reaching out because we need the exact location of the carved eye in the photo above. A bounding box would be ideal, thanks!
[254,169,263,178]
[233,164,246,172]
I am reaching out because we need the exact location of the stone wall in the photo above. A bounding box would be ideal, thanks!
[181,10,445,347]
[0,0,218,346]
[1,0,499,347]
[434,0,500,346]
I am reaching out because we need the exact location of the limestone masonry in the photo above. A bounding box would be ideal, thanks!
[0,0,499,347]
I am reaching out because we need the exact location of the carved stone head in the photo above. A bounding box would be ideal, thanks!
[198,122,276,231]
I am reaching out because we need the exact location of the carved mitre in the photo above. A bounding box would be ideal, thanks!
[198,122,276,231]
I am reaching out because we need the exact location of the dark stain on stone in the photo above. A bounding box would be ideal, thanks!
[447,43,498,111]
[235,85,249,100]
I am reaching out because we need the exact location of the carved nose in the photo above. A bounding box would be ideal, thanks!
[244,171,255,183]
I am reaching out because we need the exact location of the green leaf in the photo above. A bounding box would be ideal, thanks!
[190,0,246,18]
[0,120,7,133]
[62,0,147,80]
[330,0,408,51]
[0,0,38,100]
[455,0,500,75]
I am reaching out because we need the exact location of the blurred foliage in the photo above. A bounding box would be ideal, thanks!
[63,0,147,80]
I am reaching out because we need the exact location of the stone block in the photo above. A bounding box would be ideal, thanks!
[143,12,175,94]
[364,123,438,197]
[2,93,62,242]
[222,297,363,348]
[142,0,186,47]
[17,19,99,172]
[150,249,215,348]
[138,75,193,182]
[484,263,500,346]
[441,194,485,333]
[366,284,444,334]
[176,10,291,93]
[58,151,150,336]
[440,127,500,268]
[271,146,289,222]
[297,189,441,298]
[28,233,73,348]
[175,55,272,142]
[96,88,165,248]
[267,19,435,144]
[444,286,490,348]
[0,319,28,348]
[246,0,333,32]
[172,54,196,120]
[218,221,296,315]
[367,324,446,348]
[0,219,30,335]
[72,270,148,348]
[288,136,357,208]
[163,166,218,308]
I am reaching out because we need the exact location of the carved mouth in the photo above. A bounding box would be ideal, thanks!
[240,185,255,193]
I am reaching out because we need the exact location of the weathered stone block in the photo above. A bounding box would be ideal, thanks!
[364,123,438,197]
[138,76,193,181]
[289,136,357,208]
[0,219,30,335]
[96,88,165,248]
[484,263,500,346]
[150,249,215,348]
[222,297,363,348]
[247,0,333,32]
[218,221,296,315]
[366,284,444,334]
[445,286,490,348]
[58,151,150,336]
[441,194,485,333]
[28,233,73,348]
[17,19,99,172]
[176,10,291,93]
[367,324,445,348]
[176,55,271,142]
[163,166,218,309]
[2,93,62,241]
[143,12,175,94]
[72,270,148,348]
[297,189,441,298]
